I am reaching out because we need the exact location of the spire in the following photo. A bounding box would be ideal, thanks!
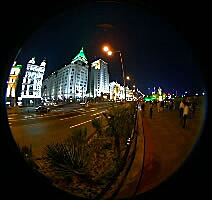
[72,47,88,64]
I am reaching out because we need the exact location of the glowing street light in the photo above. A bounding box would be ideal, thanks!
[102,44,127,101]
[108,50,112,56]
[126,76,130,80]
[103,46,109,52]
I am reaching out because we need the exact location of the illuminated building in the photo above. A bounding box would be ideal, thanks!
[21,57,46,105]
[6,61,22,106]
[42,47,89,102]
[88,59,109,98]
[109,81,132,101]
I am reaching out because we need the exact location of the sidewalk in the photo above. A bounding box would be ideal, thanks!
[115,110,145,199]
[112,102,205,199]
[135,104,204,195]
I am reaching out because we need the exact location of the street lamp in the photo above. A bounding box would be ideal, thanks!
[103,45,126,101]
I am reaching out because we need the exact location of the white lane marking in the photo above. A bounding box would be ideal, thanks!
[8,113,18,116]
[70,119,92,129]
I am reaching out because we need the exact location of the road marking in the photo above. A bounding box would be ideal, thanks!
[37,116,44,119]
[70,119,92,129]
[8,113,18,116]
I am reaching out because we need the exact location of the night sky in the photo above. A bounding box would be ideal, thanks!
[15,2,205,96]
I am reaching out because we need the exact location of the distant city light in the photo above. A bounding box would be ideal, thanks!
[202,92,205,95]
[196,93,198,96]
[185,91,188,94]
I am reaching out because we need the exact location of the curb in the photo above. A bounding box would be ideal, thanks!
[115,111,145,199]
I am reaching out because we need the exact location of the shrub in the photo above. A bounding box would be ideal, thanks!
[17,144,39,170]
[92,117,103,137]
[42,129,90,179]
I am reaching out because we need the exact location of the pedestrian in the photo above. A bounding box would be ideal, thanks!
[157,101,160,112]
[149,102,153,119]
[179,100,184,118]
[141,101,145,112]
[182,102,189,128]
[160,101,164,112]
[192,102,196,118]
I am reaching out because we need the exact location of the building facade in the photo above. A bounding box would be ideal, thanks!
[42,47,89,102]
[21,57,46,105]
[109,81,133,101]
[88,59,109,98]
[6,61,22,106]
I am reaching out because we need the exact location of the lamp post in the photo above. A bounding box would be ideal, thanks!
[103,46,126,101]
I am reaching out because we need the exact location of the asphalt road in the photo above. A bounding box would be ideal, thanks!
[8,103,113,158]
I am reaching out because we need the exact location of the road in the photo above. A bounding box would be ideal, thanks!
[8,103,113,158]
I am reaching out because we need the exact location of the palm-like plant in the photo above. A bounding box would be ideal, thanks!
[104,103,136,162]
[42,128,90,179]
[92,117,103,137]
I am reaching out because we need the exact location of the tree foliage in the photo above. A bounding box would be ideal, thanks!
[104,102,137,161]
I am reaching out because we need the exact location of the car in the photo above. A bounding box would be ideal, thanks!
[80,102,88,107]
[35,105,50,113]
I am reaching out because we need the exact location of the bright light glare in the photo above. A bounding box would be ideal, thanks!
[126,76,130,80]
[103,46,109,52]
[108,51,112,55]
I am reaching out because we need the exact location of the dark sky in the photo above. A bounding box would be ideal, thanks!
[15,2,204,96]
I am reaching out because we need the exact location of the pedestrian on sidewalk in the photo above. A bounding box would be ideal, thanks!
[157,101,160,112]
[182,102,189,128]
[141,101,145,112]
[179,100,184,118]
[160,101,164,112]
[149,102,153,119]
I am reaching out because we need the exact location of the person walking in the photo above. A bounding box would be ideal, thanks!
[160,101,164,112]
[179,100,184,118]
[149,102,153,119]
[141,101,145,112]
[182,102,189,128]
[157,101,160,112]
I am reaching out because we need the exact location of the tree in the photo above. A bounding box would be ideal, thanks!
[92,117,103,137]
[104,103,136,163]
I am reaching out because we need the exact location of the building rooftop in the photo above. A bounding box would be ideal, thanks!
[72,47,88,64]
